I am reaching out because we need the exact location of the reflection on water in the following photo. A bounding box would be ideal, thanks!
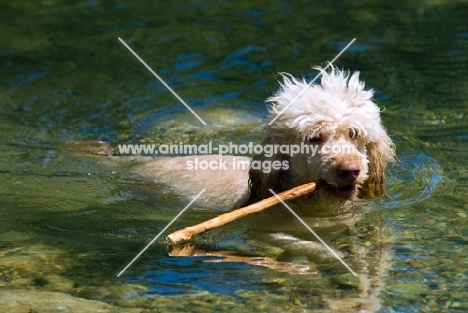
[142,256,266,297]
[1,0,468,312]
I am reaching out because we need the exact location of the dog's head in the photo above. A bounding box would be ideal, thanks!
[248,67,395,205]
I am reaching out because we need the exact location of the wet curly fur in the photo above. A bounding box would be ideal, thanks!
[247,66,395,208]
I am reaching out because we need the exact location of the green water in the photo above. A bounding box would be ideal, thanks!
[1,0,467,312]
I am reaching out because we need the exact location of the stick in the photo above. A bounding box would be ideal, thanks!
[167,181,323,244]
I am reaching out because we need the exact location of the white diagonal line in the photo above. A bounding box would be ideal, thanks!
[268,38,356,126]
[118,37,207,126]
[269,189,357,276]
[117,189,206,277]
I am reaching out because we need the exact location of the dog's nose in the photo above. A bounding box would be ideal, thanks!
[337,160,361,181]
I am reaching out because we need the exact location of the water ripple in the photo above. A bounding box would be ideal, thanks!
[380,152,443,210]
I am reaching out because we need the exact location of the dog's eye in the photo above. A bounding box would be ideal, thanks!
[349,129,358,139]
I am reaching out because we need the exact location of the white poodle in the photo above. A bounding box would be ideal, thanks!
[247,66,395,208]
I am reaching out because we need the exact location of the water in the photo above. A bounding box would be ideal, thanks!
[1,0,468,312]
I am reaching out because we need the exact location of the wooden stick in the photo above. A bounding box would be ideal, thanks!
[167,181,323,244]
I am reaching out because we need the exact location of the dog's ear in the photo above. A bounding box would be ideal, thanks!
[361,134,395,198]
[246,135,288,204]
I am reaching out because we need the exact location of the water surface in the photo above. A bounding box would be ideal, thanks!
[1,0,467,312]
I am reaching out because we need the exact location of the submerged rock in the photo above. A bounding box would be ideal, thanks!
[0,290,141,313]
[331,273,362,289]
[385,283,428,299]
[43,275,74,293]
